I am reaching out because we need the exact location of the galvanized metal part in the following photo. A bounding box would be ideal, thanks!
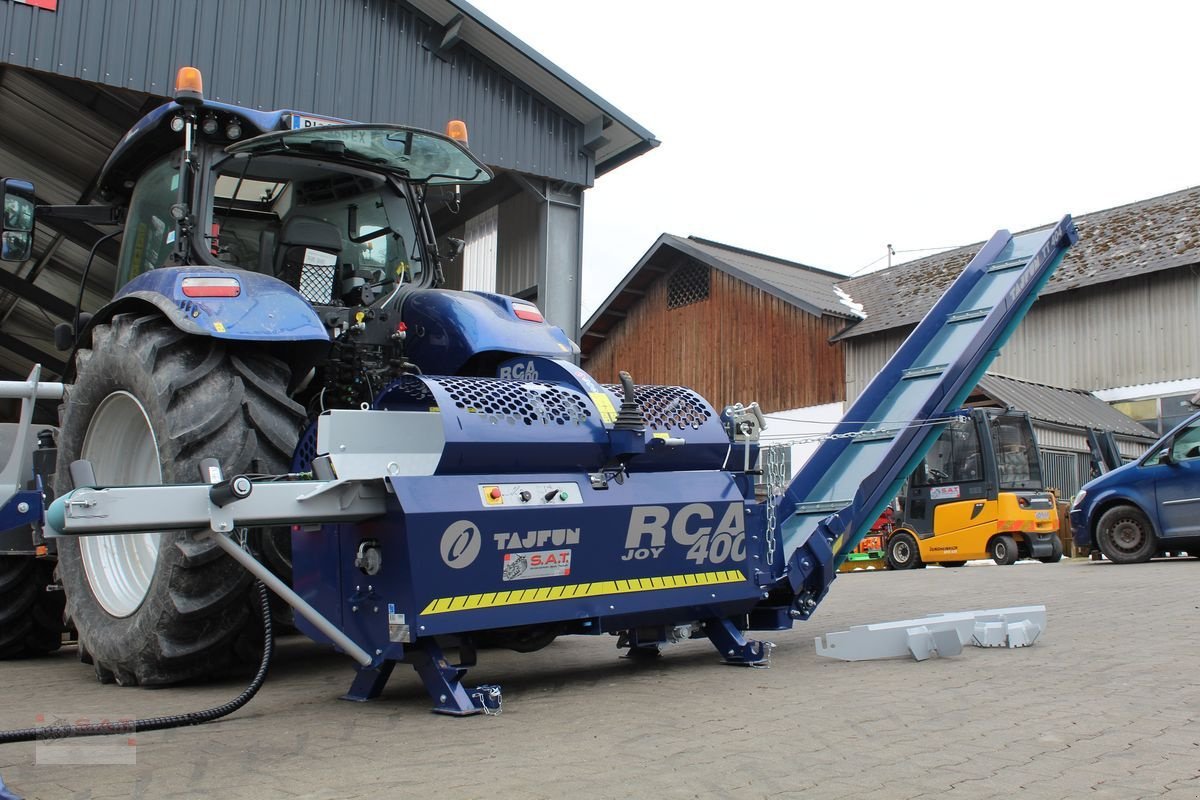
[813,605,1047,661]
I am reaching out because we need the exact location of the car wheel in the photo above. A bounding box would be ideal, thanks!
[1096,505,1156,564]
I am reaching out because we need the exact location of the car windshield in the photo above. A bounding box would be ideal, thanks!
[207,152,424,304]
[227,124,493,186]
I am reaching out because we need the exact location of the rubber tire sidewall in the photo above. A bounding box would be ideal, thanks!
[1096,505,1157,564]
[990,534,1019,566]
[55,314,301,685]
[886,531,921,570]
[0,556,64,658]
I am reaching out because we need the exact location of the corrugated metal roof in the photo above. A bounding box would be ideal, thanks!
[580,234,852,358]
[835,185,1200,340]
[973,373,1157,439]
[0,0,658,186]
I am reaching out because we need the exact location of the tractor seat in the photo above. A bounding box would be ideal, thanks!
[274,216,343,305]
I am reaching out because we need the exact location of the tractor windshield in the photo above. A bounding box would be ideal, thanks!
[206,152,424,305]
[226,124,492,186]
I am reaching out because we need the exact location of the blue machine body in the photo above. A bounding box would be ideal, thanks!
[401,291,579,375]
[292,359,763,657]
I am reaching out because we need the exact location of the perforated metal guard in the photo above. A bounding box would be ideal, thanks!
[280,262,337,305]
[377,375,436,409]
[291,423,319,472]
[431,377,593,426]
[603,384,713,431]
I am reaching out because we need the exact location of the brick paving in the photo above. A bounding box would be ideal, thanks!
[1,557,1198,799]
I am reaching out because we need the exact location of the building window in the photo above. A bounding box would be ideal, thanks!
[667,262,710,309]
[1112,392,1197,436]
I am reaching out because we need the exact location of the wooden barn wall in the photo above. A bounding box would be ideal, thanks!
[584,267,845,413]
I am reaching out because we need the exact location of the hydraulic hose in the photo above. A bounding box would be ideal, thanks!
[0,581,274,745]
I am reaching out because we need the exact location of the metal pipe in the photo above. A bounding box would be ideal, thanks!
[203,530,375,667]
[0,379,64,400]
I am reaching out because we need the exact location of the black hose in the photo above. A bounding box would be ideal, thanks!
[0,581,274,745]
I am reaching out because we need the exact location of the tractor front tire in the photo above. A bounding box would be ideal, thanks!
[886,531,922,570]
[55,313,303,686]
[0,556,65,658]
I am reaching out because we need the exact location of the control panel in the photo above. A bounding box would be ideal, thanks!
[478,482,583,507]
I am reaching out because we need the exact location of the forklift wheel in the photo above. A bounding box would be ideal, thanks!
[886,531,922,570]
[990,535,1019,566]
[1038,536,1064,564]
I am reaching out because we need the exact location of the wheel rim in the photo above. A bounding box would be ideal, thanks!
[78,392,164,618]
[1107,518,1147,554]
[894,540,912,563]
[995,542,1008,560]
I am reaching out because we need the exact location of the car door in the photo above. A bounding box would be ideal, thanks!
[1155,420,1200,539]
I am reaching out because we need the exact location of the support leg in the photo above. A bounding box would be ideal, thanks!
[706,618,773,667]
[410,641,497,716]
[342,660,397,702]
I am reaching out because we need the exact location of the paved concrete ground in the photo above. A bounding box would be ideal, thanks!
[1,557,1198,799]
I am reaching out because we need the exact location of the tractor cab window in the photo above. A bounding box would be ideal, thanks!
[208,153,422,305]
[116,157,180,288]
[913,417,981,486]
[992,416,1043,489]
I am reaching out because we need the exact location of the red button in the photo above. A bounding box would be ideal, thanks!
[488,487,502,499]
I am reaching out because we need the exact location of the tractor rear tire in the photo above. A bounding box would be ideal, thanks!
[0,556,65,658]
[55,313,303,686]
[1096,505,1156,564]
[990,534,1019,566]
[885,531,922,570]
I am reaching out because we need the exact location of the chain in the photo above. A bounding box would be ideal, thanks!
[763,446,786,566]
[471,684,503,716]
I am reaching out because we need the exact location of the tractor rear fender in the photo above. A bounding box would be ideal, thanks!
[73,267,331,379]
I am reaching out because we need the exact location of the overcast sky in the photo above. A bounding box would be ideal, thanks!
[469,1,1200,319]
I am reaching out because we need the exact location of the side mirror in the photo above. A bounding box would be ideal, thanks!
[444,237,465,262]
[1,178,36,263]
[1156,447,1174,466]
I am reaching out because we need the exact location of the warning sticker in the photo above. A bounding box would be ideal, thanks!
[503,550,571,581]
[588,392,618,425]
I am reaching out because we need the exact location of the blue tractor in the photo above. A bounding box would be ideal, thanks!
[0,67,1078,711]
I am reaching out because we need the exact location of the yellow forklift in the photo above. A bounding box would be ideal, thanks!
[885,408,1062,568]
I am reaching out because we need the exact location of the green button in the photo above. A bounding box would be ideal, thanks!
[559,491,568,501]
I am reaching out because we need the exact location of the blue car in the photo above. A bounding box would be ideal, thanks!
[1071,409,1200,562]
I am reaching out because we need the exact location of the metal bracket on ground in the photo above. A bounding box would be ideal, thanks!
[813,605,1046,661]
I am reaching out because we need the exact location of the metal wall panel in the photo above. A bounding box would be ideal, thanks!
[0,0,592,185]
[846,270,1200,400]
[496,190,539,296]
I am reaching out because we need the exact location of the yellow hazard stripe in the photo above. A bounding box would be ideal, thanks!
[420,569,747,616]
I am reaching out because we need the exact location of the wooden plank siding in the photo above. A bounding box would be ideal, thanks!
[583,265,846,413]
